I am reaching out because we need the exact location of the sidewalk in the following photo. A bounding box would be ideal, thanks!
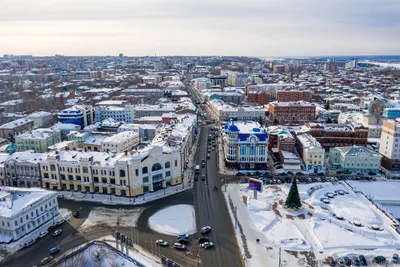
[217,136,237,176]
[57,126,202,206]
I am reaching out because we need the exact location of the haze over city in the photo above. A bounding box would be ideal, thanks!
[1,0,400,56]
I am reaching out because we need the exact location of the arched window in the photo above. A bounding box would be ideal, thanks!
[152,163,162,172]
[142,167,148,174]
[165,161,171,169]
[50,164,56,171]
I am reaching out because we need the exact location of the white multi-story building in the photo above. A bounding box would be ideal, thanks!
[379,119,400,171]
[101,131,140,153]
[330,146,382,174]
[208,100,265,121]
[94,105,135,123]
[296,134,325,173]
[0,187,59,242]
[133,104,176,118]
[222,121,268,171]
[26,111,54,129]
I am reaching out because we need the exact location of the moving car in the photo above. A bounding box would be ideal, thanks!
[198,237,210,244]
[178,234,189,240]
[174,243,186,250]
[202,174,206,180]
[55,218,65,226]
[73,211,79,218]
[38,230,48,238]
[155,240,168,247]
[201,242,214,249]
[201,226,211,234]
[49,247,60,254]
[52,229,63,237]
[40,256,53,265]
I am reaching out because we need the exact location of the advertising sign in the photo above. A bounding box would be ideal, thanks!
[249,178,263,192]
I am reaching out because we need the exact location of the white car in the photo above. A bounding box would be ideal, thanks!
[201,242,214,249]
[201,226,211,234]
[38,230,48,238]
[155,239,168,247]
[55,218,65,226]
[174,243,186,250]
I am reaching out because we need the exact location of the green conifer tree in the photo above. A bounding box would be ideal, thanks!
[285,177,302,210]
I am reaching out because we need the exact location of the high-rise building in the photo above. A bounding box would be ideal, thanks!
[57,105,94,129]
[345,58,358,69]
[379,119,400,170]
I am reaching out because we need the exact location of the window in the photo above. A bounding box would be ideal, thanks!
[142,167,148,174]
[68,175,73,181]
[50,164,56,171]
[15,221,17,226]
[165,161,171,169]
[135,169,139,176]
[119,170,126,177]
[82,167,88,173]
[143,176,149,183]
[102,178,107,183]
[174,160,178,167]
[26,215,29,220]
[94,177,99,183]
[110,179,115,184]
[166,171,171,177]
[152,163,162,172]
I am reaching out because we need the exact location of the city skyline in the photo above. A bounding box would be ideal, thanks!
[1,0,400,57]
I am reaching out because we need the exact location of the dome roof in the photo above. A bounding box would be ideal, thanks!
[224,122,239,132]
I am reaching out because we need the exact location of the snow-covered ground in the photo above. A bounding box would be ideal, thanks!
[60,208,72,220]
[148,204,196,236]
[225,181,400,267]
[348,180,400,220]
[79,207,144,232]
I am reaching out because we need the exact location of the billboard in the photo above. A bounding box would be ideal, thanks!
[249,178,263,192]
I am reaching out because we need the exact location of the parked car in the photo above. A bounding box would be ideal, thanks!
[38,230,48,238]
[24,238,36,248]
[47,226,56,232]
[49,247,60,254]
[55,218,65,226]
[336,171,343,174]
[326,256,335,266]
[352,256,361,266]
[73,211,79,218]
[52,229,63,237]
[177,234,189,240]
[358,255,367,265]
[373,256,386,264]
[40,256,53,265]
[368,172,376,176]
[201,242,214,249]
[201,226,211,234]
[155,240,168,247]
[174,243,186,250]
[393,253,399,263]
[343,257,351,266]
[178,238,190,244]
[336,257,345,266]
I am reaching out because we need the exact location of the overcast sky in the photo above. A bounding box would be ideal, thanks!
[1,0,399,57]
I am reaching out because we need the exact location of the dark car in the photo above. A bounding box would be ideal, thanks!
[73,211,80,218]
[198,237,210,244]
[178,238,190,244]
[358,255,367,265]
[343,257,351,266]
[373,256,386,264]
[326,256,336,266]
[47,225,56,232]
[368,172,376,176]
[352,256,361,266]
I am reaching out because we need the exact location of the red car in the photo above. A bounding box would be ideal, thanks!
[47,226,56,232]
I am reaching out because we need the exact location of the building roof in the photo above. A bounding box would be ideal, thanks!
[0,118,33,129]
[332,145,382,158]
[102,131,139,145]
[27,111,53,118]
[0,187,56,218]
[16,128,58,140]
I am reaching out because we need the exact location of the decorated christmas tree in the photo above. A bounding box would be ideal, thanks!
[285,177,302,210]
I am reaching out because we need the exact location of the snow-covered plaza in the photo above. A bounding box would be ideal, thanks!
[225,181,400,266]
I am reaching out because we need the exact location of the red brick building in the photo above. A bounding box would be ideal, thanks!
[298,122,368,150]
[247,91,270,105]
[268,101,316,124]
[276,88,312,102]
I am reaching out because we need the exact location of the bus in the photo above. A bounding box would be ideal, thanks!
[195,165,200,174]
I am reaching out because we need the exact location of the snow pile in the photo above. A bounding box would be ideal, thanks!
[148,204,196,236]
[79,207,143,232]
[59,208,72,220]
[269,221,311,250]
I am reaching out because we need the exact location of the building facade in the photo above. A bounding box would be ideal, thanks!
[27,111,54,129]
[247,91,270,105]
[94,105,135,123]
[379,119,400,170]
[4,151,45,187]
[275,88,312,102]
[296,134,325,173]
[16,129,61,153]
[0,188,59,242]
[298,122,369,151]
[0,118,34,139]
[222,121,268,171]
[329,146,382,174]
[101,131,140,153]
[57,105,94,129]
[268,101,316,124]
